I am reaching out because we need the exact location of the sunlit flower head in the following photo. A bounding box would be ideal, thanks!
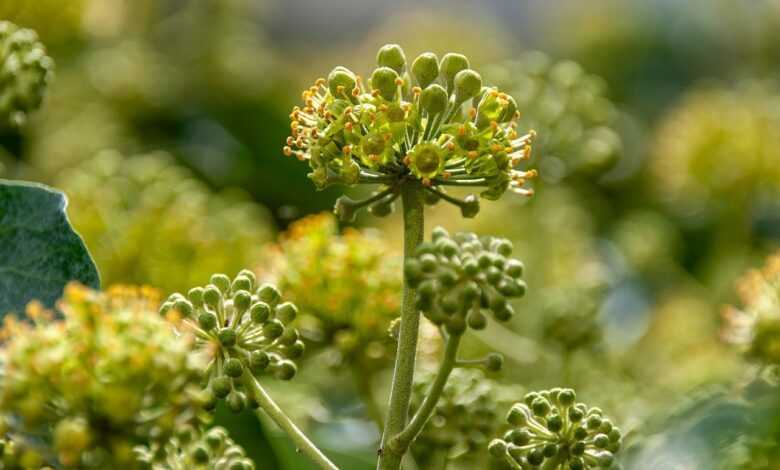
[285,44,537,219]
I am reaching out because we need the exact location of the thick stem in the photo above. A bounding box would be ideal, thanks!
[377,182,425,470]
[243,374,339,470]
[393,334,461,450]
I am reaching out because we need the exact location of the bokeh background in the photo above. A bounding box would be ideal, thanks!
[2,0,780,468]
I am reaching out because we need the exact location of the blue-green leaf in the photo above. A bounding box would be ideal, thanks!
[0,179,99,316]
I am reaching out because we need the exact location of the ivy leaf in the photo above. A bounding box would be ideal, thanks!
[0,179,99,316]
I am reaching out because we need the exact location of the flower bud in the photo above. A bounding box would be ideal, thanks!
[460,194,480,218]
[211,377,232,399]
[249,351,270,372]
[233,290,252,312]
[203,285,222,308]
[198,311,218,330]
[224,358,244,378]
[210,274,231,293]
[227,391,246,413]
[371,66,400,101]
[376,44,406,74]
[275,302,298,323]
[250,302,271,323]
[453,69,482,104]
[488,439,506,458]
[328,66,357,98]
[467,310,487,330]
[188,287,205,307]
[275,361,297,380]
[264,319,285,339]
[257,283,281,306]
[420,84,448,116]
[440,53,470,92]
[218,328,237,347]
[411,52,439,88]
[232,276,253,293]
[369,198,394,217]
[485,352,504,371]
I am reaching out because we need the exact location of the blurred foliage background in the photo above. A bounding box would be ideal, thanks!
[3,0,780,468]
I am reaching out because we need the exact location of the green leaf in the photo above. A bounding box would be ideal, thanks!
[0,179,99,316]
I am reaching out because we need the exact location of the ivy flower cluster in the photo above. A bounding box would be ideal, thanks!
[0,284,207,469]
[285,44,537,219]
[410,369,518,468]
[56,150,273,293]
[135,426,254,470]
[488,389,622,469]
[261,213,401,370]
[0,20,54,128]
[161,270,305,414]
[722,252,780,364]
[404,227,527,335]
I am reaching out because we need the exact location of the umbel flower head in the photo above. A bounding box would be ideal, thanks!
[285,44,537,219]
[135,426,254,470]
[0,20,54,128]
[489,388,622,469]
[722,252,780,364]
[162,270,305,414]
[404,227,527,335]
[260,213,401,370]
[410,369,519,468]
[0,284,207,469]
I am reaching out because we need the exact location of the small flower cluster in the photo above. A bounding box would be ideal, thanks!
[57,150,273,293]
[261,213,401,369]
[0,284,207,469]
[0,21,53,128]
[410,369,518,468]
[722,252,780,364]
[404,227,527,335]
[482,52,621,180]
[136,426,254,470]
[489,389,622,469]
[285,44,537,218]
[162,270,305,414]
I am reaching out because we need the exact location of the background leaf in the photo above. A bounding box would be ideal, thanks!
[0,179,99,316]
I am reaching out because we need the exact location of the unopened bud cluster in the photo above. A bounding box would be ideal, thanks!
[0,20,53,128]
[410,369,517,468]
[162,270,304,414]
[285,43,537,208]
[136,426,254,470]
[261,213,400,369]
[404,227,527,335]
[0,284,206,469]
[722,252,780,365]
[489,388,622,469]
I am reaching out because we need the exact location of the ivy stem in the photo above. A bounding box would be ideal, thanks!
[378,182,425,470]
[392,333,461,450]
[243,374,339,470]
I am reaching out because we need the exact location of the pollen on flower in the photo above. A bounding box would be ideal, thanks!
[283,44,537,205]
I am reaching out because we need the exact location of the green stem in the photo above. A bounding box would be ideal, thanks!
[243,374,339,470]
[393,334,461,450]
[377,182,425,470]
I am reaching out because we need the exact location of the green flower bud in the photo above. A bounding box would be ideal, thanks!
[237,269,257,288]
[275,302,298,323]
[232,276,253,293]
[227,391,246,413]
[198,311,218,330]
[210,274,231,293]
[371,66,400,101]
[257,283,281,306]
[328,66,357,98]
[275,361,297,380]
[507,404,530,426]
[404,259,424,286]
[250,302,271,324]
[278,327,300,346]
[467,310,488,330]
[188,287,205,307]
[218,328,237,347]
[376,44,406,74]
[411,52,439,88]
[420,84,448,116]
[233,290,252,312]
[191,445,210,463]
[249,351,270,372]
[485,352,503,371]
[460,194,480,218]
[532,397,551,417]
[453,69,482,103]
[264,319,285,339]
[369,198,394,217]
[287,340,306,359]
[420,254,438,273]
[224,358,244,378]
[203,285,222,308]
[504,259,524,278]
[440,53,470,92]
[211,377,232,399]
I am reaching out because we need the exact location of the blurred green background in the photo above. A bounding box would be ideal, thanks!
[3,0,780,468]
